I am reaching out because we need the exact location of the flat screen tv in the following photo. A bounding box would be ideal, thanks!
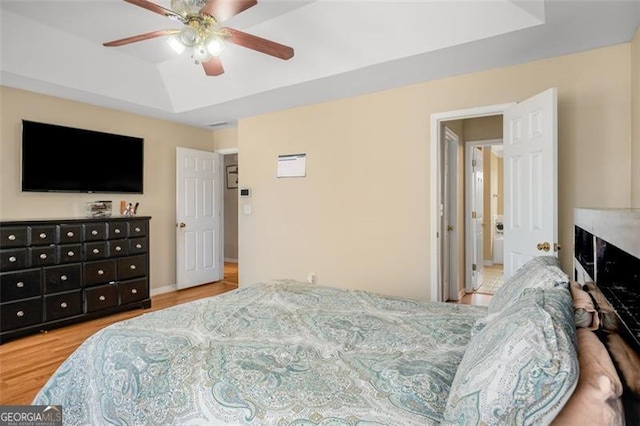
[21,120,144,194]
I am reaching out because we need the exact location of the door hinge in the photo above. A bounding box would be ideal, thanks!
[472,159,477,167]
[471,211,477,219]
[472,263,477,271]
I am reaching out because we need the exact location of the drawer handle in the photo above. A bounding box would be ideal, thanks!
[131,288,138,294]
[97,269,104,275]
[115,229,121,234]
[16,310,24,318]
[135,227,141,232]
[39,232,47,239]
[136,244,142,249]
[115,246,122,252]
[60,275,68,281]
[8,234,16,241]
[16,281,24,288]
[67,250,75,256]
[129,265,136,270]
[91,230,98,235]
[40,253,47,259]
[60,302,68,308]
[92,248,100,254]
[67,231,74,237]
[99,295,106,301]
[9,256,16,263]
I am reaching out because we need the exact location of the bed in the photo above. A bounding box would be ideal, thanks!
[32,242,636,425]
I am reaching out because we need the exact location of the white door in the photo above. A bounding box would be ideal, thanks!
[471,147,484,289]
[503,88,558,278]
[176,147,223,289]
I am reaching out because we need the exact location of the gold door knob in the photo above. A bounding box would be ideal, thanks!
[178,222,186,228]
[537,242,551,252]
[554,243,562,252]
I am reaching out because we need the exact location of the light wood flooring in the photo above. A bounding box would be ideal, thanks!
[0,263,487,405]
[0,262,239,405]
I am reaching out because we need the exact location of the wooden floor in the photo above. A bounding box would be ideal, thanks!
[0,262,239,405]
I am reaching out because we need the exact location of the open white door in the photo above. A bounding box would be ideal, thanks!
[176,147,223,289]
[503,88,558,278]
[471,147,484,289]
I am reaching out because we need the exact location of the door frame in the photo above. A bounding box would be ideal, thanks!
[464,138,502,293]
[430,102,515,302]
[442,126,460,301]
[215,147,239,265]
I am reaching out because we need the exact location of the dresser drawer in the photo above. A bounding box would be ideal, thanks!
[109,239,129,257]
[0,269,41,303]
[58,224,83,244]
[44,264,82,294]
[29,246,56,267]
[128,220,147,237]
[84,241,108,261]
[84,223,106,241]
[84,259,117,286]
[0,227,28,249]
[85,284,118,313]
[29,225,56,246]
[0,297,42,332]
[119,278,148,305]
[0,248,28,272]
[129,238,147,254]
[44,291,83,322]
[117,255,146,280]
[107,222,127,239]
[57,244,82,264]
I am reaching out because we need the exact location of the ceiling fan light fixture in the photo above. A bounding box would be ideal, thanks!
[205,35,226,57]
[170,0,208,17]
[167,35,187,54]
[179,25,199,47]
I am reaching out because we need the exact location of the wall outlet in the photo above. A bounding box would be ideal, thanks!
[307,272,317,284]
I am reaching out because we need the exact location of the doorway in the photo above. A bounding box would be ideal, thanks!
[219,149,239,283]
[465,139,504,295]
[430,88,559,303]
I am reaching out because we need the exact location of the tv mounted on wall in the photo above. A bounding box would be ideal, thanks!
[21,120,144,194]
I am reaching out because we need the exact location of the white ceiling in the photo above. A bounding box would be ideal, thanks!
[1,1,639,129]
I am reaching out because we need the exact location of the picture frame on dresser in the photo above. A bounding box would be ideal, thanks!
[0,216,151,344]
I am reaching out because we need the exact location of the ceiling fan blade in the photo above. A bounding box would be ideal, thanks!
[124,0,183,22]
[103,29,178,47]
[202,57,225,76]
[200,0,257,23]
[223,28,294,60]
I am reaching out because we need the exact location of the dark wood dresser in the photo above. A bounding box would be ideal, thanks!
[0,216,151,344]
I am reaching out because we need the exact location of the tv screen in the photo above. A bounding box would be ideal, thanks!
[21,120,144,194]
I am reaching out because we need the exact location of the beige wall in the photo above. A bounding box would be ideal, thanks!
[0,86,215,292]
[632,27,640,207]
[463,116,503,142]
[238,43,632,300]
[214,127,239,151]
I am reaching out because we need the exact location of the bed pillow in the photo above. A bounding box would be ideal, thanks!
[487,255,569,314]
[443,287,578,425]
[569,282,599,330]
[550,328,624,425]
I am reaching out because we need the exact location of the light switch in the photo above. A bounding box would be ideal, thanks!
[243,204,252,215]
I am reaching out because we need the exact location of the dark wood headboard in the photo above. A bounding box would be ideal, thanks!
[574,208,640,424]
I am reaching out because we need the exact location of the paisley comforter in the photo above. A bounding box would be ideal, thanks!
[33,280,487,425]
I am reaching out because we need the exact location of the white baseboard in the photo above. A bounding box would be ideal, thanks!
[483,260,494,266]
[150,284,177,297]
[224,258,238,263]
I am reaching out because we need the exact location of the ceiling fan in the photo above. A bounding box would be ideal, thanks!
[103,0,294,76]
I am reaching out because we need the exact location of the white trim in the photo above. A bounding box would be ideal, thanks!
[430,102,515,302]
[215,147,238,155]
[224,258,238,263]
[443,126,459,301]
[151,284,177,297]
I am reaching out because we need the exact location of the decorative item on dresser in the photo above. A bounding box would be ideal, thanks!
[0,217,151,344]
